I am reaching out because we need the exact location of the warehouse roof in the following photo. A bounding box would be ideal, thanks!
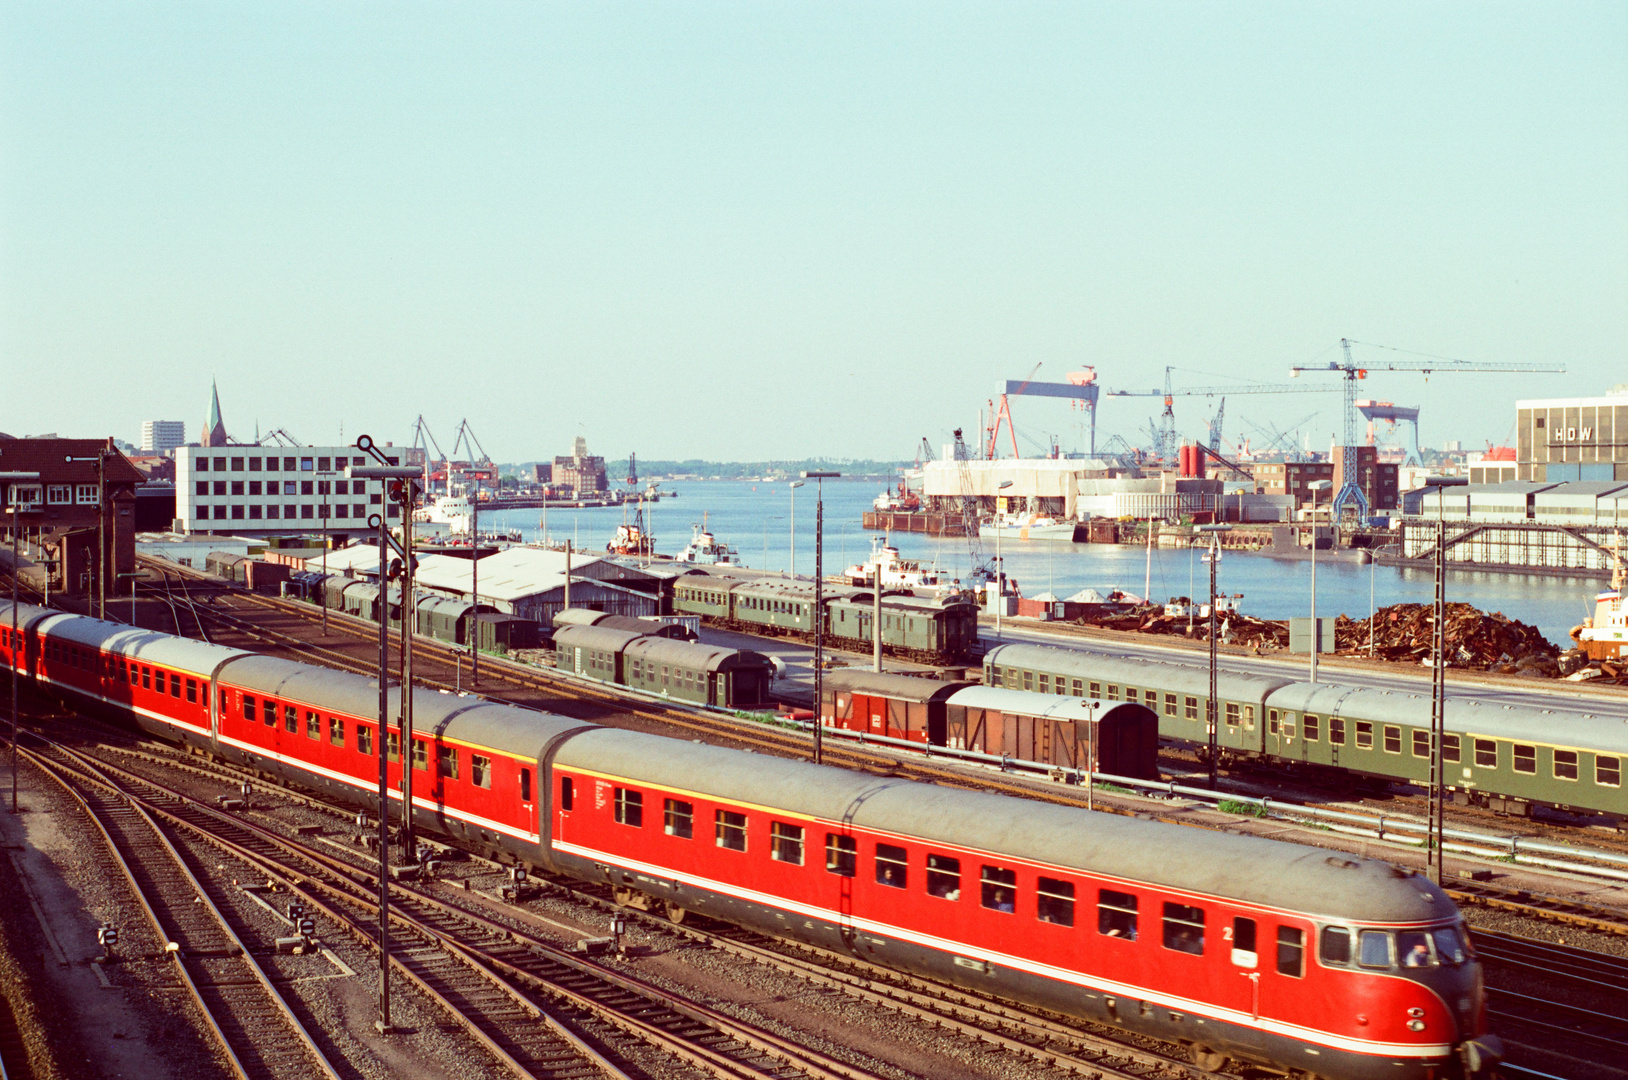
[302,543,383,577]
[414,547,617,602]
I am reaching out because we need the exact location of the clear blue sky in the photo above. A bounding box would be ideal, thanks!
[3,3,1623,462]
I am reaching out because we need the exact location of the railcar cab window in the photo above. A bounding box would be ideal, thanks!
[926,855,961,900]
[1162,903,1205,955]
[1319,926,1352,965]
[1276,927,1305,977]
[825,834,856,877]
[614,788,642,827]
[664,799,692,838]
[875,843,907,888]
[1098,889,1138,939]
[1358,930,1393,968]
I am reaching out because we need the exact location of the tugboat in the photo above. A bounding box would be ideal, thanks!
[675,520,744,567]
[607,504,655,557]
[1576,532,1627,659]
[844,536,952,592]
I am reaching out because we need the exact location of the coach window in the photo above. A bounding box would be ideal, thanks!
[519,768,530,802]
[664,799,693,838]
[1022,671,1034,691]
[262,699,276,726]
[875,844,908,888]
[413,739,428,770]
[185,679,197,703]
[927,855,961,900]
[1098,890,1138,939]
[1036,878,1074,925]
[1598,756,1621,787]
[1106,685,1119,702]
[1413,730,1430,757]
[1163,693,1177,718]
[243,693,255,719]
[169,673,181,698]
[770,823,805,865]
[1225,703,1240,728]
[356,725,371,756]
[560,777,574,810]
[283,705,297,733]
[1303,715,1319,741]
[1358,930,1392,969]
[1355,721,1373,749]
[1162,903,1205,955]
[1329,718,1346,745]
[306,711,320,739]
[614,788,642,827]
[1383,725,1402,753]
[715,810,747,851]
[825,834,856,877]
[1184,696,1198,720]
[329,717,345,746]
[438,746,459,780]
[1230,917,1258,967]
[1553,750,1578,781]
[1276,927,1305,977]
[1443,734,1461,763]
[980,865,1016,912]
[1319,926,1352,965]
[1513,744,1536,774]
[1474,739,1497,769]
[1038,674,1049,694]
[387,732,401,762]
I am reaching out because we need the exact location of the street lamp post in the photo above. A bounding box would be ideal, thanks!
[3,472,40,815]
[345,461,421,1036]
[319,470,334,636]
[801,471,841,764]
[788,481,804,580]
[1422,476,1466,887]
[1198,524,1230,789]
[1306,480,1332,683]
[994,481,1014,639]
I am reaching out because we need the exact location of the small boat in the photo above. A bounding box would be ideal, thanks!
[1576,532,1627,659]
[978,512,1082,541]
[675,522,744,566]
[844,537,952,592]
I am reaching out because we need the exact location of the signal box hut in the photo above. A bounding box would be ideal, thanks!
[819,669,972,744]
[942,686,1160,778]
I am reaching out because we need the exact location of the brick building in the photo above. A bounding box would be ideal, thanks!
[552,436,608,496]
[0,436,145,599]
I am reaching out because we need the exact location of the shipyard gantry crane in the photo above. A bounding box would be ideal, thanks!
[409,415,448,493]
[952,427,993,587]
[1103,368,1341,462]
[1290,339,1565,526]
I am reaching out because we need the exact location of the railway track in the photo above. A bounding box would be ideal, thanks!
[23,734,902,1080]
[24,742,342,1080]
[1473,928,1628,1062]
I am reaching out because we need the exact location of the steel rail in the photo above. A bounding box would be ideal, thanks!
[22,744,341,1080]
[38,736,892,1080]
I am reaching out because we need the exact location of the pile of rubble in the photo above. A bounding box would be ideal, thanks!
[1072,601,1579,677]
[1328,603,1559,674]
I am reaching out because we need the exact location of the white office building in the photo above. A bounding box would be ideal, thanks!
[140,420,187,454]
[174,445,402,535]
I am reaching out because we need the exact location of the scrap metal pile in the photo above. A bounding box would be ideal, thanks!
[1073,601,1568,675]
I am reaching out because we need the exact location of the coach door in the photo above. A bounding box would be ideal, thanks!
[573,647,583,675]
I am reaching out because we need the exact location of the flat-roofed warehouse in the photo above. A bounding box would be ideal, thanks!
[1516,386,1628,482]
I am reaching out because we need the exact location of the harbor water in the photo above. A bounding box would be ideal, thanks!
[475,479,1602,648]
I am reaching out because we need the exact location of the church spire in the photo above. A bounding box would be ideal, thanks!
[203,379,228,447]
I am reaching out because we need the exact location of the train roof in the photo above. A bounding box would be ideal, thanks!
[820,668,971,703]
[1265,681,1628,754]
[552,624,654,651]
[623,634,772,672]
[218,653,591,759]
[557,727,1454,924]
[983,642,1297,698]
[6,604,252,675]
[946,685,1157,724]
[553,608,610,628]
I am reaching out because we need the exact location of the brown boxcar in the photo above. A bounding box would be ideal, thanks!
[943,686,1159,779]
[819,669,973,744]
